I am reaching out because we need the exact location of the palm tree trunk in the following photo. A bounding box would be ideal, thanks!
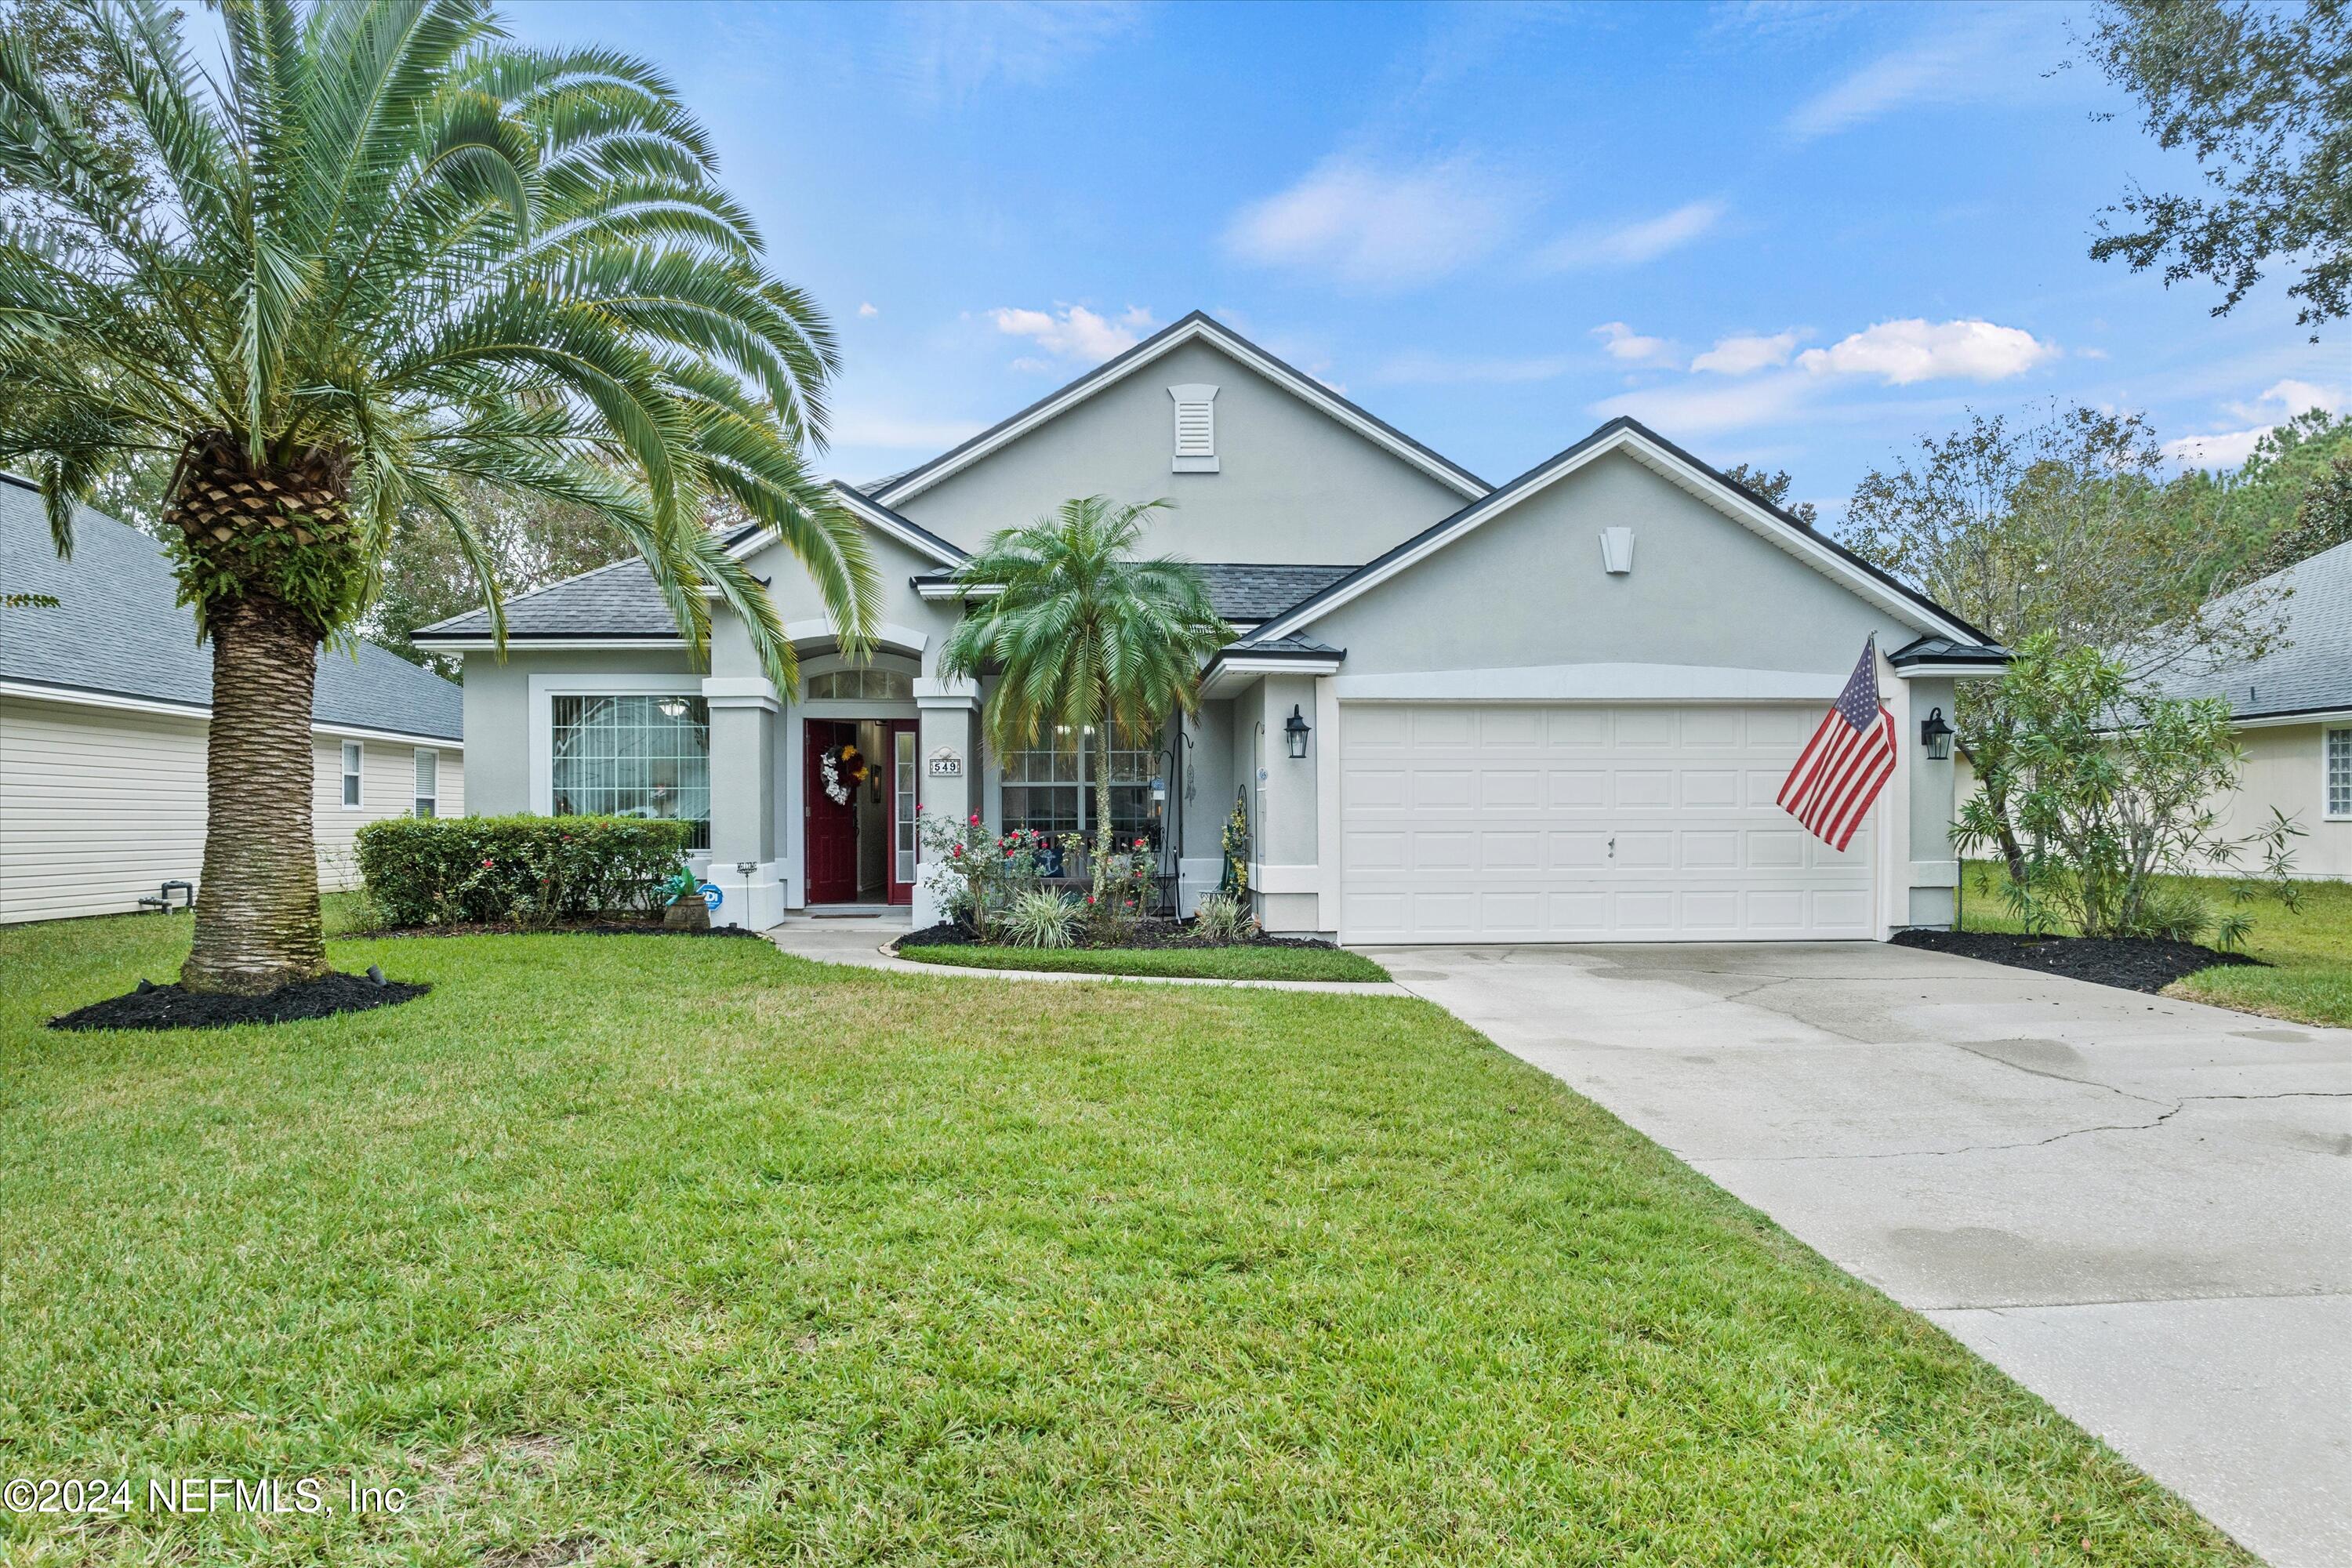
[1091,718,1114,904]
[181,588,330,993]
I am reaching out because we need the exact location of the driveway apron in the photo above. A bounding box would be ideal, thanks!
[1367,941,2352,1568]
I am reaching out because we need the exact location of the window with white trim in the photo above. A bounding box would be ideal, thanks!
[2328,728,2350,819]
[550,694,710,848]
[1168,383,1218,473]
[413,749,438,818]
[340,741,363,808]
[1000,725,1159,851]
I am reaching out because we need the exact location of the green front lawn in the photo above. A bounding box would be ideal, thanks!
[896,939,1391,982]
[0,912,2245,1565]
[1961,862,2352,1027]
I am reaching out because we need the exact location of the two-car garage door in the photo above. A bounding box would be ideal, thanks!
[1338,702,1875,943]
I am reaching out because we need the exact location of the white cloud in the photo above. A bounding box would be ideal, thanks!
[857,302,880,318]
[989,303,1156,363]
[1784,11,2049,142]
[884,1,1141,103]
[1692,330,1802,376]
[1371,350,1574,386]
[1591,321,1676,365]
[1542,200,1724,269]
[1795,318,2056,384]
[1590,372,1817,436]
[1224,155,1522,289]
[2165,379,2349,470]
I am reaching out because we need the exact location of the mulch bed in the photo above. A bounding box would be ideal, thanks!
[1892,927,2260,994]
[898,917,1343,953]
[368,920,770,939]
[50,971,430,1033]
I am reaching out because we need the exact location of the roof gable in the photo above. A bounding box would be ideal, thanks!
[1237,417,1994,651]
[2146,536,2352,720]
[873,311,1488,509]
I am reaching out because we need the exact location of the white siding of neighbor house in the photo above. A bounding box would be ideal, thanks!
[310,734,465,892]
[2199,723,2351,882]
[1958,723,2351,884]
[0,691,462,924]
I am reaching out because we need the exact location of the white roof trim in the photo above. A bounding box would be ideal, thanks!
[2233,706,2352,730]
[1202,654,1343,698]
[1892,661,2008,681]
[1,680,462,746]
[1243,423,1980,648]
[874,316,1488,507]
[724,485,967,570]
[913,579,1002,601]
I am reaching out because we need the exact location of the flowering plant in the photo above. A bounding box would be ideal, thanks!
[916,811,1054,940]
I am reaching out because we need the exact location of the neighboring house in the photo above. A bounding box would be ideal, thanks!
[414,311,2004,942]
[2149,537,2352,880]
[0,478,463,924]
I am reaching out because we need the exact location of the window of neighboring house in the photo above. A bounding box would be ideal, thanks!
[413,749,438,818]
[804,669,913,701]
[2328,728,2350,820]
[1000,725,1159,851]
[550,693,710,849]
[340,741,363,808]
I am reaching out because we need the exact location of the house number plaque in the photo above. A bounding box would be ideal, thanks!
[927,747,963,778]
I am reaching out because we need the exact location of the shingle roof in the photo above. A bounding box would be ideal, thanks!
[0,477,463,741]
[2147,538,2352,720]
[415,552,684,641]
[906,561,1358,626]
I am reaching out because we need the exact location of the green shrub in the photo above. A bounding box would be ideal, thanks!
[1000,887,1081,949]
[355,815,694,927]
[1190,891,1258,946]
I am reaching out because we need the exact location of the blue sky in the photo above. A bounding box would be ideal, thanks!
[492,0,2346,519]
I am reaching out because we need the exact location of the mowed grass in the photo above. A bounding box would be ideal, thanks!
[896,941,1391,982]
[0,913,2248,1566]
[1961,862,2352,1027]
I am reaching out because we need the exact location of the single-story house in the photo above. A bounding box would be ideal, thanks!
[0,477,464,923]
[2151,536,2350,880]
[414,311,2004,941]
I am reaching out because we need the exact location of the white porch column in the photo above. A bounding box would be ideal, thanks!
[913,677,980,927]
[703,675,783,929]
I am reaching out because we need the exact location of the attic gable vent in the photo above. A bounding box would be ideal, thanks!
[1168,383,1219,473]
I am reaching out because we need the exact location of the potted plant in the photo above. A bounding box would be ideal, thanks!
[660,867,710,931]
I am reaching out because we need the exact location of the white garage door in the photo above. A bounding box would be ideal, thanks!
[1338,702,1875,943]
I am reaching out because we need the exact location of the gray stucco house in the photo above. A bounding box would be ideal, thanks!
[413,311,2004,940]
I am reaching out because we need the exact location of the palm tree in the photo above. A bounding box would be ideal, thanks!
[0,0,877,993]
[937,495,1230,907]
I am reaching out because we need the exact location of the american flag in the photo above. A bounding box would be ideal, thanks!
[1777,637,1896,852]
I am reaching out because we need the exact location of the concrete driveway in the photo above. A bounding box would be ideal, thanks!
[1368,942,2351,1568]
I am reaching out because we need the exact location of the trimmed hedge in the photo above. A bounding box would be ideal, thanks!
[355,815,694,927]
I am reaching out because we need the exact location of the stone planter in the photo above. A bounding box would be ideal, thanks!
[663,894,711,931]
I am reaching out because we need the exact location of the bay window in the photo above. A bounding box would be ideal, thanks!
[550,694,710,848]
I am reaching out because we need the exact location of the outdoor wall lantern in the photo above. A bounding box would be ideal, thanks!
[1284,705,1312,760]
[1920,706,1955,761]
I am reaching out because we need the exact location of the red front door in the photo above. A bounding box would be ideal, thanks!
[804,719,860,904]
[884,720,919,906]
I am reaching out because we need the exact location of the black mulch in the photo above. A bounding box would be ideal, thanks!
[50,971,430,1033]
[1892,927,2260,994]
[898,917,1343,953]
[368,920,770,939]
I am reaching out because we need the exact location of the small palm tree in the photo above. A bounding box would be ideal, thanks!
[937,496,1229,907]
[0,0,876,993]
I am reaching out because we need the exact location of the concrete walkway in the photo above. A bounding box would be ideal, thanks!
[1365,942,2352,1568]
[762,913,1412,996]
